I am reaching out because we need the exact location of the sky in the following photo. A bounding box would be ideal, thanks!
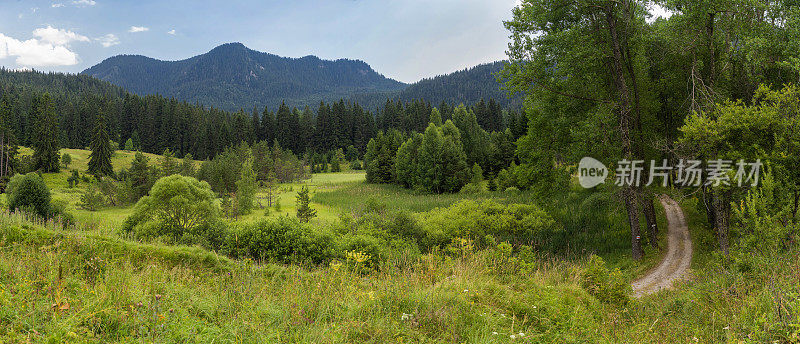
[0,0,522,83]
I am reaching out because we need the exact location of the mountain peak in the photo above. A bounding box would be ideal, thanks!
[82,43,406,111]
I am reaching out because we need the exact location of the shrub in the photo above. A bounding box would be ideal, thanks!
[122,175,220,245]
[581,255,630,305]
[79,186,105,211]
[416,200,557,250]
[224,217,337,264]
[6,173,51,218]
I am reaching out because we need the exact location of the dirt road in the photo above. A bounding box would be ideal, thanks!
[631,195,693,297]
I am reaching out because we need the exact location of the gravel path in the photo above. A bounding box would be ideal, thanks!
[632,195,693,297]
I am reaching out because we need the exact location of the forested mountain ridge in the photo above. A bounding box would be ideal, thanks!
[83,43,407,112]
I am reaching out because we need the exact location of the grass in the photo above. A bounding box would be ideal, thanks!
[0,211,797,343]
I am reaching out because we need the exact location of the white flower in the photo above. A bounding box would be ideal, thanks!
[518,332,525,337]
[501,313,507,317]
[510,334,517,339]
[463,289,469,293]
[492,332,498,335]
[401,313,412,321]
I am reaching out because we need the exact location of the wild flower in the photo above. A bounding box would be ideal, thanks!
[401,313,413,321]
[330,260,342,271]
[510,334,516,339]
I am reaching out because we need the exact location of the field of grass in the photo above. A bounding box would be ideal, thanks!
[0,210,797,343]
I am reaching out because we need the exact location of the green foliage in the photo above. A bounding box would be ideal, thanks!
[79,186,105,211]
[296,186,317,223]
[235,157,258,215]
[581,255,631,305]
[160,148,178,176]
[31,93,60,173]
[88,113,114,177]
[125,151,156,202]
[124,137,134,151]
[123,175,221,246]
[61,153,72,168]
[416,200,557,250]
[224,217,337,264]
[6,172,51,218]
[67,169,80,188]
[179,153,195,177]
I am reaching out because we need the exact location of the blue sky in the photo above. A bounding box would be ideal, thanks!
[0,0,521,83]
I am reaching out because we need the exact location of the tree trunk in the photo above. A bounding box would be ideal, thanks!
[642,193,659,249]
[713,189,730,255]
[702,185,716,227]
[604,4,643,260]
[626,187,645,260]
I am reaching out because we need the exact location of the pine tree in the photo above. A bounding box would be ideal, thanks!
[128,151,154,201]
[180,153,195,177]
[32,93,61,173]
[161,148,178,176]
[295,185,316,223]
[416,124,444,193]
[0,95,18,178]
[430,108,443,126]
[88,113,114,177]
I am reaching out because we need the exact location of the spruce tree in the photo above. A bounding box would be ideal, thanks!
[180,153,195,177]
[416,124,444,193]
[295,185,316,223]
[160,148,178,176]
[88,113,114,177]
[32,93,60,173]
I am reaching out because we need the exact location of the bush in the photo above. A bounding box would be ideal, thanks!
[79,186,105,211]
[122,175,220,246]
[581,255,630,305]
[416,200,557,250]
[224,217,337,264]
[6,173,51,218]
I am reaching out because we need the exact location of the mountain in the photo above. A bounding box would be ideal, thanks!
[350,61,520,111]
[83,43,407,112]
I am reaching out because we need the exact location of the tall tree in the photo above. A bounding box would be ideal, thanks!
[32,93,60,173]
[88,112,114,177]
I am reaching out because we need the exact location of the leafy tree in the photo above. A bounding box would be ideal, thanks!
[79,186,105,211]
[32,93,60,173]
[236,157,258,215]
[122,175,219,242]
[61,153,72,169]
[295,185,316,223]
[6,173,51,218]
[88,113,114,177]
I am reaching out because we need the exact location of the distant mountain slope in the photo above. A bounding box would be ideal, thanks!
[351,61,519,111]
[83,43,407,111]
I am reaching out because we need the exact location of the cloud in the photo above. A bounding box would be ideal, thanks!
[0,32,81,67]
[128,26,149,33]
[33,26,90,46]
[72,0,96,5]
[96,33,120,47]
[52,3,65,8]
[167,29,176,35]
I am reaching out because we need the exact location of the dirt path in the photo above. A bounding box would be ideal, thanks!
[632,195,693,297]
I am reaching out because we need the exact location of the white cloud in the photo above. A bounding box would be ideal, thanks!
[0,32,81,67]
[52,3,65,8]
[167,29,176,35]
[72,0,96,6]
[33,26,90,46]
[96,33,120,47]
[128,26,149,33]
